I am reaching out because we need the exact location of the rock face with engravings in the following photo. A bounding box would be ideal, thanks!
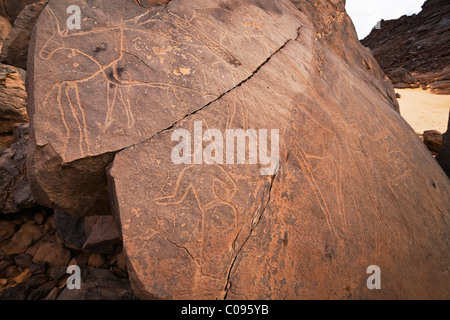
[27,0,449,299]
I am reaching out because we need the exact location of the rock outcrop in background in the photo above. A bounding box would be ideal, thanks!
[0,0,449,300]
[361,0,450,94]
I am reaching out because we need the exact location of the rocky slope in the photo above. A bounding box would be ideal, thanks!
[361,0,450,94]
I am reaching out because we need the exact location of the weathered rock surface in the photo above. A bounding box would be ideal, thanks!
[423,130,443,154]
[436,112,450,177]
[361,0,450,93]
[0,16,12,52]
[0,223,42,255]
[0,127,35,214]
[27,0,450,300]
[0,208,135,300]
[55,210,121,254]
[32,241,71,266]
[0,1,48,70]
[0,63,28,134]
[27,0,399,216]
[57,267,136,300]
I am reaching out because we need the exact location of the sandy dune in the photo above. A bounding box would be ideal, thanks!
[396,88,450,134]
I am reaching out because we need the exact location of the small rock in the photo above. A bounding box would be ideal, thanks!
[14,253,32,268]
[0,223,42,255]
[29,261,47,275]
[88,253,106,269]
[395,93,401,99]
[26,273,48,287]
[45,287,60,300]
[32,241,71,266]
[83,215,121,254]
[0,285,29,300]
[0,220,15,242]
[0,63,28,134]
[43,215,55,233]
[12,123,29,142]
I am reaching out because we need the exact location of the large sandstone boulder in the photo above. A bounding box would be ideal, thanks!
[28,0,449,300]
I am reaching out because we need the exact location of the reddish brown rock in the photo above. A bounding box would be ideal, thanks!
[0,223,42,255]
[32,241,71,266]
[107,0,449,300]
[0,220,15,242]
[436,112,450,177]
[0,63,28,134]
[27,0,327,216]
[0,16,12,52]
[423,130,443,154]
[0,132,35,214]
[0,1,48,70]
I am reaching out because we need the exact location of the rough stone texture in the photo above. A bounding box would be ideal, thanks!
[26,0,399,216]
[0,220,15,242]
[26,0,449,300]
[32,241,71,266]
[361,0,450,93]
[0,63,28,134]
[0,223,42,255]
[54,210,87,249]
[0,132,35,214]
[436,112,450,178]
[0,16,12,52]
[423,130,443,154]
[105,0,450,300]
[0,1,48,70]
[57,267,136,300]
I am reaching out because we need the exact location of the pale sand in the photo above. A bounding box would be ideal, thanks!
[396,88,450,134]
